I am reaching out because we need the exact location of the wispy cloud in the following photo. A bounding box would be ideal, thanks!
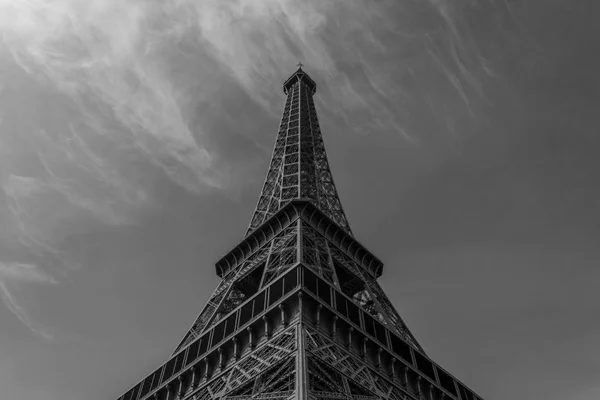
[0,262,57,340]
[188,0,336,107]
[188,0,506,141]
[0,0,231,335]
[0,0,224,193]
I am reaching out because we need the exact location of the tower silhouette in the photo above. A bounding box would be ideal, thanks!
[117,66,484,400]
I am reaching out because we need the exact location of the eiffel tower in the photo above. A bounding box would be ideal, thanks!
[117,65,485,400]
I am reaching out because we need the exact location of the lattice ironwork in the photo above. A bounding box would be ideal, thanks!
[302,222,337,286]
[262,224,299,285]
[301,222,422,351]
[117,66,485,400]
[183,327,298,400]
[305,328,412,400]
[246,67,352,237]
[173,244,269,351]
[175,223,297,352]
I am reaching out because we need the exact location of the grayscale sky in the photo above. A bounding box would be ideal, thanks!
[0,1,598,399]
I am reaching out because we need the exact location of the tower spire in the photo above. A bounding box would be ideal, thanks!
[246,66,352,237]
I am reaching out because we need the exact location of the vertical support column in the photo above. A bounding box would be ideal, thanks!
[361,337,369,361]
[263,316,270,339]
[316,304,323,328]
[191,366,199,389]
[217,347,224,371]
[331,315,339,339]
[347,327,354,350]
[296,219,303,265]
[232,337,239,360]
[177,376,184,399]
[204,357,210,381]
[247,327,254,350]
[298,291,304,319]
[295,291,307,400]
[295,323,308,400]
[279,304,287,327]
[390,358,397,381]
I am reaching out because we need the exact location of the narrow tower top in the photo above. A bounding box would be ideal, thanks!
[247,66,351,237]
[283,63,316,94]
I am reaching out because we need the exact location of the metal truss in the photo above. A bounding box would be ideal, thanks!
[261,224,299,285]
[302,223,337,285]
[185,326,297,400]
[117,67,485,400]
[246,68,352,238]
[175,64,415,356]
[173,245,270,351]
[176,216,421,355]
[305,327,412,400]
[174,223,298,353]
[180,323,439,400]
[301,222,423,351]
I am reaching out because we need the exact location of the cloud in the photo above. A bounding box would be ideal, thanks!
[0,0,223,195]
[0,0,515,337]
[0,0,232,336]
[186,0,508,142]
[0,262,57,340]
[0,262,57,285]
[190,0,335,99]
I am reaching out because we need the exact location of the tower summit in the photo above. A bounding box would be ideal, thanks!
[246,63,351,237]
[117,67,485,400]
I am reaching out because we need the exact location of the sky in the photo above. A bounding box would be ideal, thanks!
[0,1,599,399]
